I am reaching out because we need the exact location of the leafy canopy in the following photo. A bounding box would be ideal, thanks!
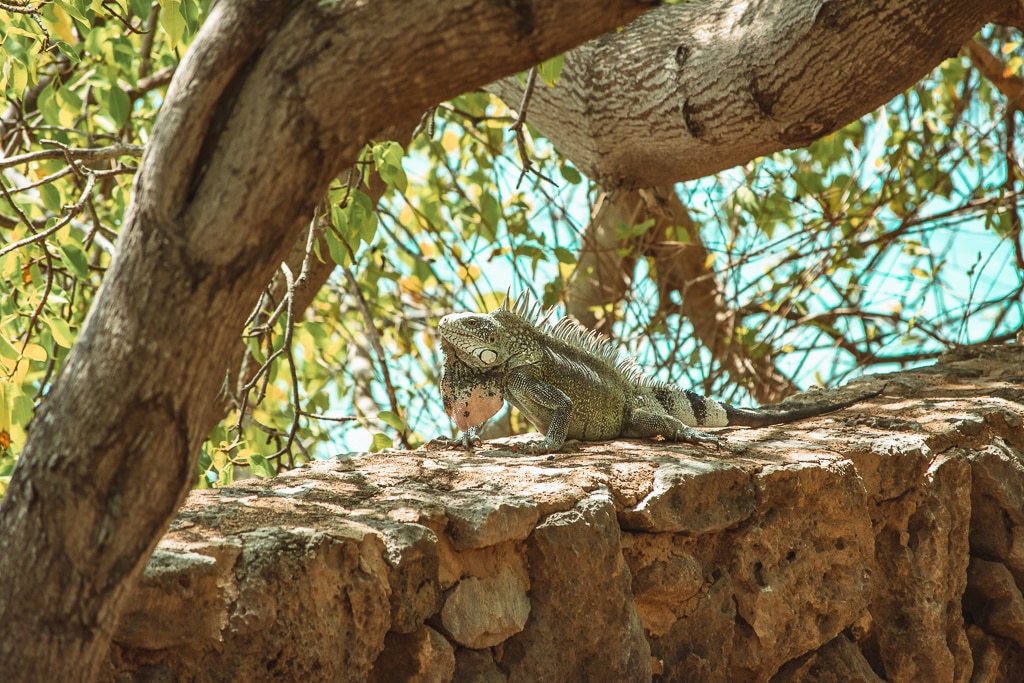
[1,3,1021,492]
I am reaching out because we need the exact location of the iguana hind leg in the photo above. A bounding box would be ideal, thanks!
[623,402,721,446]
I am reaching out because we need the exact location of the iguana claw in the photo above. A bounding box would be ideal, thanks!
[426,431,481,451]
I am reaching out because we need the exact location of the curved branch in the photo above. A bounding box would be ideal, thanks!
[488,0,1007,189]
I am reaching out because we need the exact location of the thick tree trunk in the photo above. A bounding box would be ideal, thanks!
[0,1,653,680]
[488,0,1009,189]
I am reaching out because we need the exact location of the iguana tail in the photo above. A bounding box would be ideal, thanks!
[655,384,885,429]
[722,386,885,427]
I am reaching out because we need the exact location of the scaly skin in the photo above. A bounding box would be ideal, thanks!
[433,292,883,453]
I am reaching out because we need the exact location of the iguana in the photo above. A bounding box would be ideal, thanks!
[433,292,883,453]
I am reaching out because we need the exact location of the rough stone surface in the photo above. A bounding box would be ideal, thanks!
[769,634,885,682]
[500,489,652,682]
[103,345,1024,683]
[441,569,530,648]
[368,626,455,683]
[964,558,1024,647]
[453,649,507,683]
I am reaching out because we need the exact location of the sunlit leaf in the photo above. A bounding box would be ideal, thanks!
[370,432,393,452]
[378,410,405,432]
[537,54,564,87]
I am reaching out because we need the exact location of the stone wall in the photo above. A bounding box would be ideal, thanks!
[106,346,1024,682]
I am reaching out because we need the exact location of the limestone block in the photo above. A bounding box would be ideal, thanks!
[112,526,392,683]
[443,492,539,550]
[382,523,442,633]
[965,624,1024,683]
[115,544,239,651]
[867,451,972,683]
[619,459,756,534]
[728,461,874,680]
[770,635,884,683]
[501,488,651,683]
[630,552,704,637]
[968,443,1024,587]
[441,569,531,649]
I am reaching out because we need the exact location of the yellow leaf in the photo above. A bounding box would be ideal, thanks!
[22,343,47,362]
[441,130,461,154]
[49,6,78,44]
[910,267,930,279]
[399,276,423,295]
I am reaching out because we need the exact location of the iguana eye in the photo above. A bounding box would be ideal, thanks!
[465,319,478,327]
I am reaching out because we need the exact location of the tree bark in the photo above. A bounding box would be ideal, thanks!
[0,1,653,680]
[489,0,1009,189]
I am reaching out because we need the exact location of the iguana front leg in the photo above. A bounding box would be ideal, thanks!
[504,367,574,454]
[427,425,483,450]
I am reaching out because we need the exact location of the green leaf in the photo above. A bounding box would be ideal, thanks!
[57,0,92,24]
[36,84,60,126]
[0,336,18,361]
[537,54,564,87]
[106,85,131,128]
[559,164,581,185]
[39,183,62,212]
[159,0,186,47]
[372,141,408,193]
[554,246,576,265]
[11,393,34,427]
[378,410,405,432]
[59,243,90,279]
[326,221,352,268]
[370,432,393,452]
[347,190,378,246]
[46,317,74,348]
[480,192,500,241]
[247,453,276,478]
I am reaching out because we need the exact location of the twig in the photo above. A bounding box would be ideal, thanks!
[0,177,37,233]
[0,172,97,258]
[508,67,554,188]
[341,260,410,448]
[296,411,359,423]
[266,262,301,468]
[1,2,50,49]
[0,142,144,170]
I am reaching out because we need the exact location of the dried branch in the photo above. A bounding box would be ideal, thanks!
[508,67,554,188]
[0,142,145,171]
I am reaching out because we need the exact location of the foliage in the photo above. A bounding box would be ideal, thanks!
[1,3,1021,493]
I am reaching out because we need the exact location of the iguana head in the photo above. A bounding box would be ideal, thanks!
[438,312,508,369]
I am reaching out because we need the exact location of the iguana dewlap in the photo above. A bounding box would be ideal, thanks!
[434,292,882,453]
